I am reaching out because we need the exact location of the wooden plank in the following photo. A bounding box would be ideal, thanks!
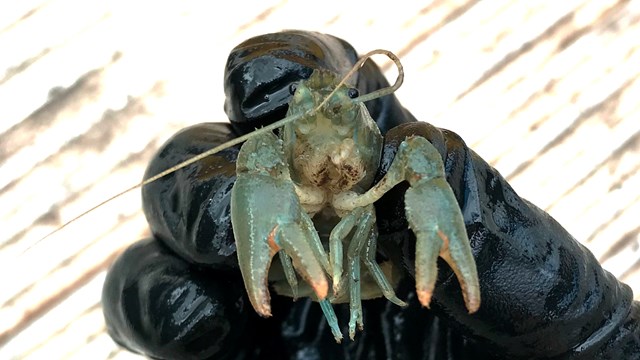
[1,0,639,358]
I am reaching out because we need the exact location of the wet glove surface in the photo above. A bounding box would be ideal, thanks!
[102,238,249,359]
[375,122,640,359]
[102,31,640,359]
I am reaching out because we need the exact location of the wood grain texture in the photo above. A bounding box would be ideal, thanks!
[1,1,638,358]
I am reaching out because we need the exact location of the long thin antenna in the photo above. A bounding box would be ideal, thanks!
[26,49,405,253]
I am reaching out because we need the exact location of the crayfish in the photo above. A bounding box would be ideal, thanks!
[228,50,480,341]
[38,43,481,343]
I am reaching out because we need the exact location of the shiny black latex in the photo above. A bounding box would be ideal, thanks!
[102,31,640,359]
[375,122,640,359]
[101,238,251,359]
[224,30,415,135]
[141,122,240,269]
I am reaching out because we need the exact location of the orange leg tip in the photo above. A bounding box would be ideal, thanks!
[465,298,481,314]
[417,290,432,307]
[313,280,329,300]
[256,309,272,318]
[460,285,481,313]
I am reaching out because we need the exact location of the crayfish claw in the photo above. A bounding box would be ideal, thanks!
[233,223,279,317]
[233,220,330,317]
[232,130,341,339]
[278,222,329,300]
[440,250,481,313]
[405,178,481,313]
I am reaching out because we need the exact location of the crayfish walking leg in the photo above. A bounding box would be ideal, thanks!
[330,205,408,339]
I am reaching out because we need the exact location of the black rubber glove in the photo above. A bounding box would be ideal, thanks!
[375,122,640,359]
[102,31,640,359]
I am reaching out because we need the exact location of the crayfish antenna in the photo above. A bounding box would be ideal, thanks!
[315,49,404,110]
[23,183,141,255]
[26,49,404,254]
[24,114,304,254]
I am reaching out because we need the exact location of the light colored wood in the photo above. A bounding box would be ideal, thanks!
[1,0,638,358]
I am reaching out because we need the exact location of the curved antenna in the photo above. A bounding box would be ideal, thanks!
[25,112,306,252]
[27,48,404,253]
[354,50,404,103]
[315,49,404,108]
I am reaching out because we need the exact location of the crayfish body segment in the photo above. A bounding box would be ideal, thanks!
[230,65,480,341]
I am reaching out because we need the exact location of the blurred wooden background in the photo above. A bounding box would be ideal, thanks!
[1,0,639,358]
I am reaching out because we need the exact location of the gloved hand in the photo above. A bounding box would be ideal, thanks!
[102,31,640,360]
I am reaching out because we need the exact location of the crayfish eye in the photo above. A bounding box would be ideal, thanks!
[289,83,298,95]
[347,88,359,99]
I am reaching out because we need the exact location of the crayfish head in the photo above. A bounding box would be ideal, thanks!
[282,70,383,192]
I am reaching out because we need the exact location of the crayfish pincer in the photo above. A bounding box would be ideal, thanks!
[229,50,481,341]
[231,131,341,340]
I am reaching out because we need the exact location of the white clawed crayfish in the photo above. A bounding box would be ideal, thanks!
[38,49,481,342]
